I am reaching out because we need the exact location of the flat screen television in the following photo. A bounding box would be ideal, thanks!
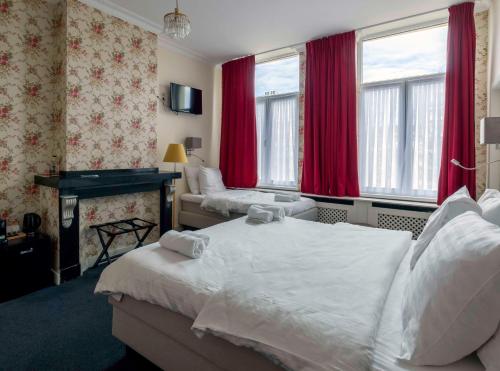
[169,83,202,115]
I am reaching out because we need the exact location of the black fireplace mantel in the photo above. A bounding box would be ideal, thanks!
[35,168,181,283]
[35,168,181,199]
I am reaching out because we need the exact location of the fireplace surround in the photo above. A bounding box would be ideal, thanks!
[35,168,181,283]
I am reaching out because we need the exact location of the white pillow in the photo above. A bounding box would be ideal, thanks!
[198,166,226,195]
[401,211,500,366]
[478,326,500,370]
[478,189,500,228]
[184,166,200,195]
[410,186,481,269]
[478,188,500,204]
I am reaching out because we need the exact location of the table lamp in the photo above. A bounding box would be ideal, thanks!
[163,143,188,172]
[163,144,188,229]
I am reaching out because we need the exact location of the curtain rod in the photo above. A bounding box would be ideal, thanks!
[250,5,451,59]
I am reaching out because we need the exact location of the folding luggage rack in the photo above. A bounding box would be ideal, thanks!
[90,218,157,267]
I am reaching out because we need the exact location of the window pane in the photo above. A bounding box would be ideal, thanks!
[404,77,445,197]
[265,95,299,187]
[256,54,299,188]
[359,78,445,198]
[360,25,446,200]
[255,55,299,97]
[256,100,266,180]
[362,25,447,83]
[359,83,405,194]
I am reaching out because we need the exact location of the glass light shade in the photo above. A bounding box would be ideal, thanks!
[164,9,191,40]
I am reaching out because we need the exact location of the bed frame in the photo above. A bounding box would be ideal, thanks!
[179,197,318,229]
[110,295,282,371]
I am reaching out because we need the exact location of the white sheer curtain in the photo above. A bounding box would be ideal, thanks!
[256,94,299,187]
[359,83,405,195]
[404,77,445,197]
[359,76,444,199]
[256,100,266,181]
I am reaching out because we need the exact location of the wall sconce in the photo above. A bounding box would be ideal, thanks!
[185,137,204,163]
[451,117,500,171]
[480,117,500,146]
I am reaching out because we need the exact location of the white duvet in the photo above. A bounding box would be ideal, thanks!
[192,222,411,371]
[200,189,316,217]
[96,218,414,370]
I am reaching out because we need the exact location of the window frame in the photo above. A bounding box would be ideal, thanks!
[255,54,300,190]
[357,22,448,203]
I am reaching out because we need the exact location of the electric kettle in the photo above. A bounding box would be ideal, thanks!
[23,213,41,236]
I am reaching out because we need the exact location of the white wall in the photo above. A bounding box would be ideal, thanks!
[488,1,500,188]
[209,64,223,167]
[156,46,220,227]
[490,0,500,90]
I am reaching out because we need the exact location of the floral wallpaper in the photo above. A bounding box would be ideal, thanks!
[51,1,67,170]
[79,192,160,272]
[63,0,160,272]
[297,49,305,189]
[475,10,488,198]
[64,0,158,170]
[0,0,160,276]
[0,0,63,225]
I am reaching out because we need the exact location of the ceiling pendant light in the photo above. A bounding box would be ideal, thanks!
[163,0,191,40]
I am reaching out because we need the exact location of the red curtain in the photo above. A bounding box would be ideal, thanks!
[219,56,257,188]
[438,2,476,204]
[301,31,360,196]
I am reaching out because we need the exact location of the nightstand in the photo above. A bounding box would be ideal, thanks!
[0,233,52,303]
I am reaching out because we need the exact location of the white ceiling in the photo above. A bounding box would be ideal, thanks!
[84,0,488,64]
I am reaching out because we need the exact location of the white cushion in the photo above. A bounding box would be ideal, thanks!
[478,188,500,205]
[478,326,500,371]
[410,186,481,270]
[480,197,500,227]
[198,166,226,195]
[184,166,200,195]
[401,211,500,366]
[478,189,500,228]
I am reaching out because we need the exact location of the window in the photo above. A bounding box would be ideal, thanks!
[255,55,300,188]
[359,25,447,200]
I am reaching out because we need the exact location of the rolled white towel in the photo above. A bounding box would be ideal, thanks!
[247,205,274,223]
[159,230,206,259]
[261,205,285,221]
[254,205,285,221]
[183,230,210,246]
[274,193,301,202]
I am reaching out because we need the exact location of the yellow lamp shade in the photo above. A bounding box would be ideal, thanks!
[163,143,188,164]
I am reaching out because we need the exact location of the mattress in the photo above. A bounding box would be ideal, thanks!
[180,193,206,204]
[110,295,283,371]
[96,218,483,370]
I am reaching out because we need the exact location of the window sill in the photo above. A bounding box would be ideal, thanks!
[230,187,438,210]
[256,185,299,192]
[359,193,437,206]
[300,192,438,210]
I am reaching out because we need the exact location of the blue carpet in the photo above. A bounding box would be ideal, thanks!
[0,266,150,371]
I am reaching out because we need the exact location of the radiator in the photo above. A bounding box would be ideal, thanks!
[318,207,348,224]
[376,213,428,239]
[316,200,432,240]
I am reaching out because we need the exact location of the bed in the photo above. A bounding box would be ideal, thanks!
[179,189,318,229]
[95,217,484,371]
